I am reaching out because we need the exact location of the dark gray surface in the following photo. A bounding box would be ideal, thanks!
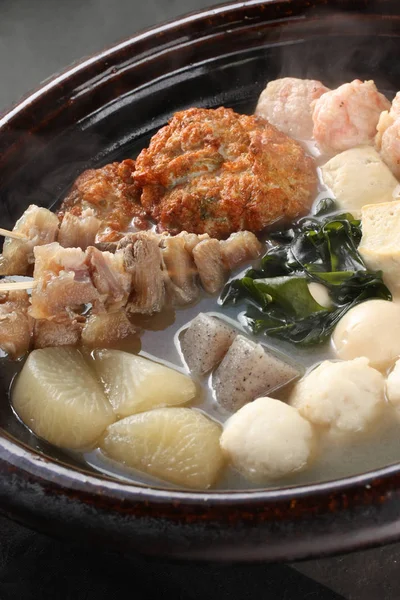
[0,0,399,598]
[0,514,345,600]
[0,0,223,112]
[296,544,400,600]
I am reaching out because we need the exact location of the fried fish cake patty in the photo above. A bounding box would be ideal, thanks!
[58,159,148,243]
[134,107,317,238]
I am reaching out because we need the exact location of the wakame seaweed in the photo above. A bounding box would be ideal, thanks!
[220,200,392,346]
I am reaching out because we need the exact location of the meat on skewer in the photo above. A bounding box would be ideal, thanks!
[30,244,101,321]
[58,208,102,250]
[160,235,198,305]
[81,312,137,349]
[34,317,84,350]
[0,203,113,276]
[0,205,59,276]
[0,159,151,277]
[30,230,261,321]
[118,232,166,314]
[0,230,262,358]
[0,285,33,358]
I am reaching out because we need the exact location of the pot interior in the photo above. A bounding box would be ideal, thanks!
[1,3,400,491]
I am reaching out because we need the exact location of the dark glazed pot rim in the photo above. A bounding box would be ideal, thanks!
[0,0,273,127]
[2,0,400,561]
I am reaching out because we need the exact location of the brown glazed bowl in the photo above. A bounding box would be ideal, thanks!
[1,0,400,563]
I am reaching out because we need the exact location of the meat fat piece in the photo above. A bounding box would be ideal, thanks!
[192,238,227,294]
[34,319,83,349]
[180,313,236,376]
[0,205,59,276]
[161,235,199,305]
[86,246,131,312]
[177,231,210,254]
[213,335,301,413]
[58,208,101,250]
[220,231,262,270]
[0,288,32,358]
[118,232,165,314]
[30,243,100,320]
[82,312,137,348]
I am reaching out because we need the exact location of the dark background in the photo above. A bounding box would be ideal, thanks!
[1,1,400,598]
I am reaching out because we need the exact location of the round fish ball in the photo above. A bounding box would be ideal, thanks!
[290,357,384,433]
[332,300,400,369]
[255,77,329,139]
[386,358,400,408]
[321,146,399,216]
[220,397,314,482]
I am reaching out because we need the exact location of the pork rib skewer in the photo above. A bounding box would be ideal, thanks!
[0,230,262,358]
[0,205,60,277]
[0,159,151,277]
[0,204,121,277]
[0,204,124,277]
[0,203,138,277]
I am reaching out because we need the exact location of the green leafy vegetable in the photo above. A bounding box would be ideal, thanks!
[312,197,338,217]
[220,203,391,346]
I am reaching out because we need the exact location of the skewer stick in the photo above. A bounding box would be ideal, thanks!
[0,280,36,292]
[0,228,28,242]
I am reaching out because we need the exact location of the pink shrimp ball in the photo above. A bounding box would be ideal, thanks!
[312,79,390,155]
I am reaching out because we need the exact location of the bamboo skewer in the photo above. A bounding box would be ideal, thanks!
[0,228,29,242]
[0,280,36,292]
[0,227,34,292]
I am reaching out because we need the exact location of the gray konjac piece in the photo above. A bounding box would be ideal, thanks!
[180,313,237,376]
[212,335,301,413]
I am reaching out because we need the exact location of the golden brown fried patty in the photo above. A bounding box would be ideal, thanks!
[58,159,148,242]
[134,107,317,238]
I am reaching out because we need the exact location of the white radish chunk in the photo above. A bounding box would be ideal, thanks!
[212,335,301,412]
[12,347,114,449]
[179,313,236,376]
[101,407,225,489]
[92,349,197,418]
